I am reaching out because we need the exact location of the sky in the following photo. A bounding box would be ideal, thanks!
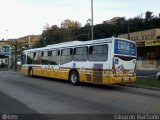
[0,0,160,39]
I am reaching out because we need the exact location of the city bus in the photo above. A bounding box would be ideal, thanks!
[21,37,137,85]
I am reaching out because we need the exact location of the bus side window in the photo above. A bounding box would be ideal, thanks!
[39,51,43,65]
[41,51,50,65]
[70,48,73,55]
[21,53,26,65]
[41,51,44,57]
[27,52,33,64]
[33,51,41,64]
[60,48,73,65]
[73,46,88,61]
[73,48,76,55]
[89,45,108,61]
[48,51,52,56]
[33,52,36,58]
[50,50,60,65]
[33,52,36,64]
[37,51,41,64]
[89,46,93,54]
[57,50,60,56]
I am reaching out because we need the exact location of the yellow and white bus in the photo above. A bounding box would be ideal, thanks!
[21,37,137,85]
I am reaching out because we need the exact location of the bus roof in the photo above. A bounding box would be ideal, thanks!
[23,37,135,52]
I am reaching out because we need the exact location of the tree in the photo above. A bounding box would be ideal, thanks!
[61,19,81,29]
[145,11,154,22]
[85,19,92,26]
[34,11,160,48]
[104,17,126,25]
[104,17,126,35]
[94,23,116,39]
[43,23,51,30]
[127,16,144,32]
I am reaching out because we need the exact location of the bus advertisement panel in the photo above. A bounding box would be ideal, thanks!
[114,39,136,57]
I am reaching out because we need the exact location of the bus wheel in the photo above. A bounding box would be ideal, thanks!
[69,71,79,85]
[28,68,34,78]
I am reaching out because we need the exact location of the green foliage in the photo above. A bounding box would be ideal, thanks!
[35,11,160,47]
[145,11,154,22]
[135,78,160,88]
[94,24,116,39]
[61,19,81,29]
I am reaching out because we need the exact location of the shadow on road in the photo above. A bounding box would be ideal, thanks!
[27,75,126,91]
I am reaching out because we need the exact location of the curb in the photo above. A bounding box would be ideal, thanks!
[137,76,156,79]
[122,84,160,91]
[0,70,21,75]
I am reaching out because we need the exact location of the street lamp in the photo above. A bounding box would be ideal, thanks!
[5,30,9,41]
[91,0,94,40]
[14,41,18,71]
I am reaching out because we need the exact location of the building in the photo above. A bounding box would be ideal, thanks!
[118,28,160,70]
[0,35,40,69]
[0,40,11,68]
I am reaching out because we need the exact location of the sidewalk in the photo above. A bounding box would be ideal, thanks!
[0,67,21,72]
[136,70,159,79]
[0,68,9,71]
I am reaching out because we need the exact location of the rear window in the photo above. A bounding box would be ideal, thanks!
[114,39,136,56]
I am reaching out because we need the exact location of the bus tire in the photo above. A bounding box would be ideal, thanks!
[28,68,34,78]
[69,71,79,85]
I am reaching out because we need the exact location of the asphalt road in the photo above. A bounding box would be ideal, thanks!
[0,71,160,119]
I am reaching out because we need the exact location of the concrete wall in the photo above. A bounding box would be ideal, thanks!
[157,60,160,69]
[136,61,143,70]
[136,60,160,70]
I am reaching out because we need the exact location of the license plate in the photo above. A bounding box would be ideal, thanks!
[124,78,129,81]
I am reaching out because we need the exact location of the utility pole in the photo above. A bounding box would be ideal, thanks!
[127,23,130,40]
[14,41,17,71]
[91,0,94,40]
[44,37,46,47]
[28,35,31,48]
